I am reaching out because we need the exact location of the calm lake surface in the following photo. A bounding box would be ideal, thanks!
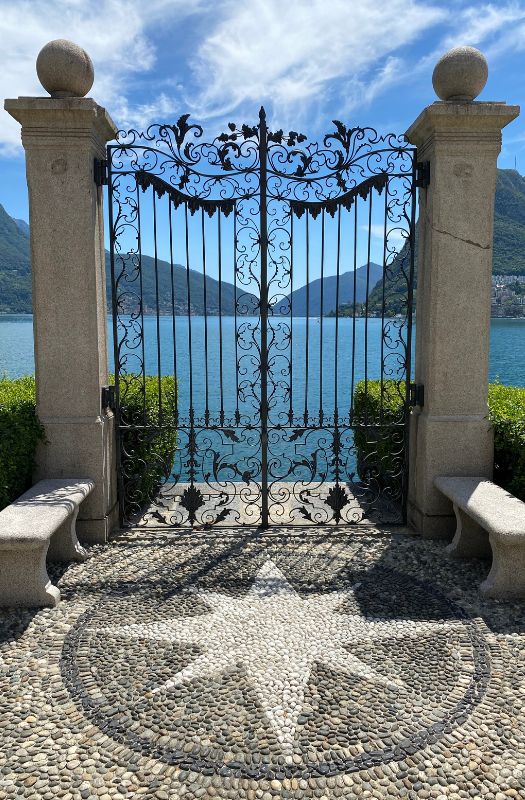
[1,314,524,388]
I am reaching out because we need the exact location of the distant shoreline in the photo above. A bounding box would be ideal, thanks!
[2,312,525,321]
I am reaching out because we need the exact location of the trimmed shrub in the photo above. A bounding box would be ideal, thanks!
[488,383,525,501]
[0,376,45,510]
[117,375,177,518]
[354,380,525,502]
[0,374,178,518]
[353,380,408,494]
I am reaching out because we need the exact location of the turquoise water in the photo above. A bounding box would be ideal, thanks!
[1,314,524,388]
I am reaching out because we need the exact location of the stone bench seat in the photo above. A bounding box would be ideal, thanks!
[434,476,525,599]
[0,479,94,608]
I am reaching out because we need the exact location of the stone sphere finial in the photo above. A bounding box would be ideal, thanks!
[432,46,488,101]
[36,39,94,98]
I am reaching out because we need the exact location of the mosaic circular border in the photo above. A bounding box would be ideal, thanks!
[60,557,491,780]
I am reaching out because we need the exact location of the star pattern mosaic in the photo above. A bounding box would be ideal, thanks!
[59,535,493,781]
[97,560,458,752]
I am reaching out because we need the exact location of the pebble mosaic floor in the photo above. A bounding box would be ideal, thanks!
[0,526,524,800]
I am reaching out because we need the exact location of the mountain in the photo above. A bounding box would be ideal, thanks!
[0,204,258,316]
[273,263,383,316]
[13,218,29,236]
[105,252,258,316]
[2,168,525,315]
[493,169,525,274]
[0,204,32,313]
[365,168,525,316]
[364,238,418,317]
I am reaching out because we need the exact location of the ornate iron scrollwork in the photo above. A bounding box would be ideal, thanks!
[108,110,417,528]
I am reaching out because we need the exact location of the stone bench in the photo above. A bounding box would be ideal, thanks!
[435,476,525,599]
[0,479,94,608]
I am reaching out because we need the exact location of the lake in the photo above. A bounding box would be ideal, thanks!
[1,314,524,387]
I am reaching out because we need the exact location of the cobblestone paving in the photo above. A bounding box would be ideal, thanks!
[0,527,524,799]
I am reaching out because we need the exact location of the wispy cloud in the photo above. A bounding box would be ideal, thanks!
[1,0,525,154]
[413,2,525,77]
[0,0,203,152]
[366,224,409,248]
[187,0,445,126]
[445,3,525,53]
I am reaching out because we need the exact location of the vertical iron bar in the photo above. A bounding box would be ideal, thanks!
[289,210,294,424]
[259,107,269,528]
[168,199,178,426]
[319,208,325,425]
[185,203,195,488]
[201,209,209,425]
[152,190,162,423]
[107,148,124,525]
[380,180,389,426]
[136,183,147,427]
[304,211,310,426]
[334,206,341,488]
[364,191,373,427]
[402,157,418,523]
[233,206,240,425]
[350,201,358,423]
[218,210,224,425]
[136,182,147,520]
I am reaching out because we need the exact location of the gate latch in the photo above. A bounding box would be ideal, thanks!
[102,385,116,412]
[409,383,424,407]
[94,158,108,186]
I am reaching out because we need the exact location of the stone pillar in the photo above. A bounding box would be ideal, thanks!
[406,46,519,538]
[4,40,118,543]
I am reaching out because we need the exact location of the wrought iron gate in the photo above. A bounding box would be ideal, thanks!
[106,109,418,528]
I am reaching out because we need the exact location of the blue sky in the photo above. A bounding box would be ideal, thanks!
[1,0,525,283]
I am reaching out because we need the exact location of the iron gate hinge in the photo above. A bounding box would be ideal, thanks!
[409,383,424,407]
[416,161,430,188]
[102,385,116,412]
[94,158,108,186]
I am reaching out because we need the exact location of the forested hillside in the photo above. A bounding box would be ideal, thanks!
[273,263,383,316]
[1,168,525,315]
[0,202,257,315]
[365,168,525,316]
[0,204,31,313]
[104,252,258,316]
[493,169,525,274]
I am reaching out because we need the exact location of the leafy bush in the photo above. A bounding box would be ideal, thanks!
[353,380,407,493]
[354,380,525,502]
[0,374,178,520]
[117,375,177,519]
[0,376,45,510]
[488,383,525,501]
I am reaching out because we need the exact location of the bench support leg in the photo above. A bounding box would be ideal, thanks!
[480,536,525,599]
[445,505,492,559]
[47,508,87,563]
[0,545,60,607]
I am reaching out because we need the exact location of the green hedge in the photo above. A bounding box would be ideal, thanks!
[354,380,525,502]
[117,375,177,517]
[0,375,177,516]
[0,376,45,510]
[353,380,407,494]
[488,383,525,501]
